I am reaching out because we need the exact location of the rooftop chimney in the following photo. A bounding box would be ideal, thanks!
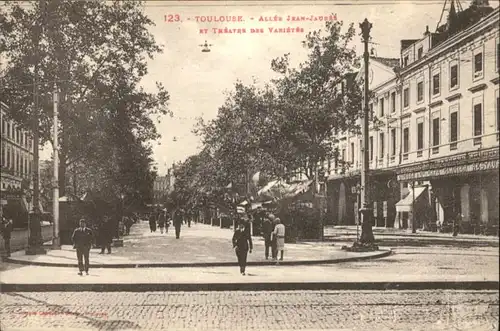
[424,25,430,36]
[471,0,490,7]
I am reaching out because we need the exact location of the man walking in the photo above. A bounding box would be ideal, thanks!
[1,214,13,258]
[262,215,273,260]
[71,219,93,276]
[173,209,183,239]
[232,221,253,275]
[98,216,113,254]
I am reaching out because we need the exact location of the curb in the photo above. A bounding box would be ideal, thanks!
[1,281,498,293]
[4,249,392,268]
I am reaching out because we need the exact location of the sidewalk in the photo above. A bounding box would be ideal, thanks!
[1,221,497,292]
[324,225,499,245]
[4,222,389,268]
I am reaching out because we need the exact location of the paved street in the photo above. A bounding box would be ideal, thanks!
[1,290,498,330]
[3,221,387,266]
[0,219,498,285]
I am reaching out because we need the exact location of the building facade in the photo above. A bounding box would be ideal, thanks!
[153,167,176,204]
[1,102,35,227]
[326,3,499,234]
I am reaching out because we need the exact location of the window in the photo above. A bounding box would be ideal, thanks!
[391,92,396,113]
[450,64,458,89]
[29,160,32,176]
[403,127,409,154]
[497,39,500,72]
[24,158,28,175]
[350,142,355,164]
[20,155,23,174]
[1,119,5,136]
[1,145,4,166]
[359,139,362,164]
[497,92,499,139]
[417,122,424,151]
[417,81,424,102]
[418,47,423,60]
[432,73,440,95]
[432,117,440,154]
[390,128,396,156]
[474,52,483,76]
[473,103,482,137]
[379,133,384,159]
[379,98,384,117]
[450,111,458,150]
[6,122,10,139]
[369,103,374,121]
[341,148,346,161]
[369,136,374,161]
[6,148,10,169]
[404,55,409,67]
[403,87,409,108]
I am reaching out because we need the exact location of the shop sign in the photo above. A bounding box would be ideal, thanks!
[398,148,499,175]
[397,159,499,181]
[383,201,387,218]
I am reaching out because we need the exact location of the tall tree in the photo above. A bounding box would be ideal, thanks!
[0,0,170,196]
[270,20,362,180]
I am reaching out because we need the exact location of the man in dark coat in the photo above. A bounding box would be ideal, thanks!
[173,209,183,239]
[262,216,273,260]
[71,219,93,276]
[98,216,113,254]
[1,215,13,257]
[232,221,253,275]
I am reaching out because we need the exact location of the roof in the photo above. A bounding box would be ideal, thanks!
[371,57,400,69]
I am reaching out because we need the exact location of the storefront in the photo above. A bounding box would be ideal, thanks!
[327,169,399,227]
[397,148,499,234]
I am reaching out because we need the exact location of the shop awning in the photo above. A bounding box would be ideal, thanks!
[395,186,427,213]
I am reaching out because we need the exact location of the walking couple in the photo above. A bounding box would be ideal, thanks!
[263,214,285,264]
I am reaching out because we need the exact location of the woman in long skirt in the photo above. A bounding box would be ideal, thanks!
[273,218,285,264]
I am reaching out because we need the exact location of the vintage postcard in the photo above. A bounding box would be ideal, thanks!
[0,0,499,330]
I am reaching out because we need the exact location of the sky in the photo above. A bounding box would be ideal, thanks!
[38,0,498,174]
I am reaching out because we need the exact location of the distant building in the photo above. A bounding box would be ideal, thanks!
[153,165,176,204]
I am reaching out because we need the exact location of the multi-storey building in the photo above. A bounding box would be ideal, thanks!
[1,102,35,227]
[327,1,499,234]
[153,166,176,204]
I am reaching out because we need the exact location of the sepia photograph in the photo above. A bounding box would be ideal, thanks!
[0,0,499,330]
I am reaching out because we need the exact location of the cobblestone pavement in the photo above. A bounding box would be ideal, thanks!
[0,290,498,331]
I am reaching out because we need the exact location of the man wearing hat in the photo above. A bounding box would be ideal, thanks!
[71,218,93,276]
[232,220,253,275]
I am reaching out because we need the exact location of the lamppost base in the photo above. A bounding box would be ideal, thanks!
[25,246,47,255]
[113,238,123,247]
[52,237,61,249]
[342,241,379,252]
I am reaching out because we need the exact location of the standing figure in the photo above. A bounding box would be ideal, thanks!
[453,213,462,237]
[124,216,133,235]
[158,210,166,234]
[273,218,286,263]
[173,209,183,239]
[232,221,253,275]
[187,210,192,228]
[262,215,274,260]
[71,219,93,276]
[149,212,157,233]
[98,216,113,254]
[0,215,13,258]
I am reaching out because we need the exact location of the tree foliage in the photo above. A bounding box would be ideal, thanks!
[0,0,170,206]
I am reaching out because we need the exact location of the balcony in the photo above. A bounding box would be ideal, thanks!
[473,137,482,146]
[450,142,457,150]
[390,155,396,163]
[432,147,439,154]
[417,150,423,158]
[402,153,409,161]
